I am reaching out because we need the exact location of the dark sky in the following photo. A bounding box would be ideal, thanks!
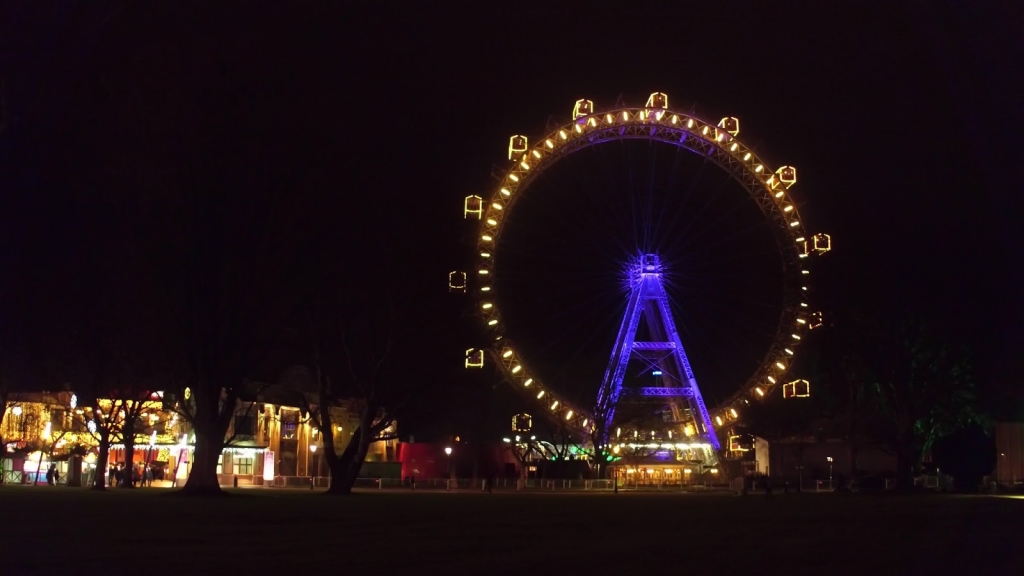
[1,2,1021,440]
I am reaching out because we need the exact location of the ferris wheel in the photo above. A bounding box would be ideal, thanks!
[454,92,831,457]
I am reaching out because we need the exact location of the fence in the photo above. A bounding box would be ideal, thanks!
[256,477,731,492]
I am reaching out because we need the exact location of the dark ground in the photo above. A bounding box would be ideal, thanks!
[2,487,1021,574]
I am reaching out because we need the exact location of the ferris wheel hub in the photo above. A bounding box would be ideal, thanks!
[639,253,662,274]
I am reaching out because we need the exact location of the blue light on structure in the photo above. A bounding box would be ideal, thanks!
[595,253,720,450]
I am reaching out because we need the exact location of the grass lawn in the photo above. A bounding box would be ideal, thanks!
[2,486,1021,574]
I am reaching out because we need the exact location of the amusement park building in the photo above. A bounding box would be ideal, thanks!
[994,422,1024,486]
[765,436,897,483]
[0,384,399,486]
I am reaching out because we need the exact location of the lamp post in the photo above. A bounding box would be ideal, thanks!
[827,456,833,490]
[310,444,318,490]
[444,446,452,491]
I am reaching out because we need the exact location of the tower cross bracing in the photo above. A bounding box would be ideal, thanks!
[595,254,719,450]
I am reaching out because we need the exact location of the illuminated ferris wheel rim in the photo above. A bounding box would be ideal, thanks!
[469,94,829,438]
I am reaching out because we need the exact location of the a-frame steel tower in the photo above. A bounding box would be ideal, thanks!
[595,254,720,450]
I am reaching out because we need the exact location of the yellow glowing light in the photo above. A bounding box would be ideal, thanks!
[755,387,765,396]
[478,269,489,275]
[508,135,528,160]
[785,348,794,355]
[587,117,597,127]
[621,111,629,121]
[767,376,776,384]
[792,334,801,340]
[482,303,493,309]
[545,139,554,148]
[616,428,621,437]
[777,165,797,187]
[509,174,519,182]
[783,379,811,398]
[795,236,805,243]
[743,152,752,161]
[605,113,614,123]
[729,408,738,418]
[612,445,620,454]
[718,116,740,136]
[550,401,559,410]
[729,143,738,152]
[573,123,582,133]
[465,349,484,369]
[558,129,568,140]
[582,418,588,427]
[790,221,800,227]
[488,319,498,326]
[797,318,807,324]
[684,424,694,436]
[775,362,786,370]
[502,349,513,358]
[491,202,503,211]
[536,390,545,399]
[670,114,678,124]
[754,165,763,173]
[775,191,785,198]
[448,271,467,292]
[464,195,483,219]
[701,125,709,135]
[686,118,694,128]
[531,149,541,159]
[486,218,497,226]
[646,468,656,474]
[511,365,522,374]
[572,99,594,119]
[523,378,533,387]
[783,205,794,212]
[809,311,824,329]
[481,234,493,242]
[715,416,723,426]
[565,410,573,420]
[481,286,491,292]
[813,233,832,254]
[480,253,491,260]
[520,161,530,170]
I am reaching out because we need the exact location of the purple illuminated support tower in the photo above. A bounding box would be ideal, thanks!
[595,254,720,450]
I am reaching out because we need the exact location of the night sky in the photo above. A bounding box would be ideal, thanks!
[1,2,1021,441]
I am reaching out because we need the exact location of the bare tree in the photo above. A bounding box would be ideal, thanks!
[302,287,418,495]
[502,434,550,489]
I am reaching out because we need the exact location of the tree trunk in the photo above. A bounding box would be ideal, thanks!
[93,433,110,491]
[122,434,136,489]
[340,437,371,490]
[181,431,224,495]
[325,422,374,494]
[849,445,859,479]
[895,444,915,491]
